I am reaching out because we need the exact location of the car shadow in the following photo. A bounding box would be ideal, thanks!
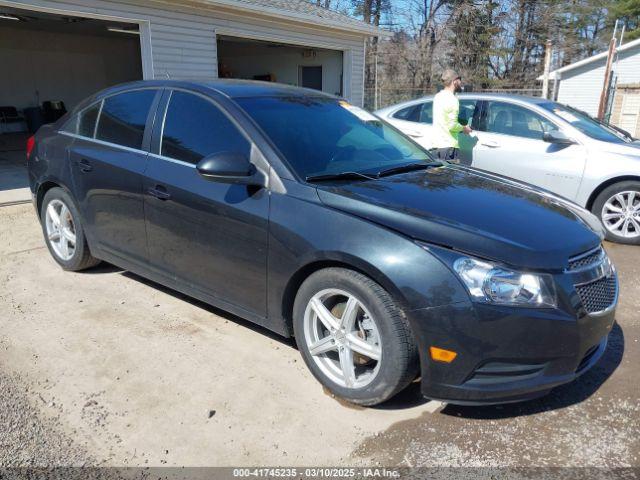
[439,322,625,419]
[78,263,624,415]
[118,269,296,346]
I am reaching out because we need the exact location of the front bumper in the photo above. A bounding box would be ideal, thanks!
[411,293,616,405]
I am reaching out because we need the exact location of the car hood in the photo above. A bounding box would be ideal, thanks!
[315,165,602,270]
[591,138,640,155]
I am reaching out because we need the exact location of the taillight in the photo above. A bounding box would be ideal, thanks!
[26,135,35,161]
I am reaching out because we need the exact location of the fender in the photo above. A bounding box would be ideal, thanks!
[266,189,469,336]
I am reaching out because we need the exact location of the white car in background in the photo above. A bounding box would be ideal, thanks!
[376,93,640,244]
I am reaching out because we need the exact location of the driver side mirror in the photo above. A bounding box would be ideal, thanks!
[543,130,575,145]
[196,152,266,187]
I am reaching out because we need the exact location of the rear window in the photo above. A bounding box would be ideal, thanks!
[95,90,156,149]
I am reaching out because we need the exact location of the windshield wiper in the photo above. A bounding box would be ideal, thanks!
[305,171,376,182]
[376,161,442,178]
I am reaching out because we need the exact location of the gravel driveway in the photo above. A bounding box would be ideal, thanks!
[0,203,638,470]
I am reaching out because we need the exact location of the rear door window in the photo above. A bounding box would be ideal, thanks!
[95,90,156,149]
[160,91,251,164]
[77,103,101,138]
[393,104,420,122]
[417,102,433,123]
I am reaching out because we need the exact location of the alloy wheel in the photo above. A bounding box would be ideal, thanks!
[303,288,382,389]
[601,191,640,239]
[45,199,77,261]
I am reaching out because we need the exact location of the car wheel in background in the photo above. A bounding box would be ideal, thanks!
[41,187,100,271]
[592,181,640,245]
[293,268,419,406]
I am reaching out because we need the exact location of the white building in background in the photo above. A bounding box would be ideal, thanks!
[539,38,640,130]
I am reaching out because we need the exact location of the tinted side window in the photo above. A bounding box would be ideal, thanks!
[393,104,420,122]
[96,90,156,149]
[480,101,557,140]
[161,91,250,164]
[418,102,433,123]
[78,103,100,138]
[459,99,479,128]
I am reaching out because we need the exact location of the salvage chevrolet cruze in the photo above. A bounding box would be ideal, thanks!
[27,80,618,406]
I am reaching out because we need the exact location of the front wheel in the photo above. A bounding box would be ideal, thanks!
[293,268,418,406]
[592,181,640,244]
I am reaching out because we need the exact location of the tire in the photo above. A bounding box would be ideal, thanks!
[293,268,419,406]
[40,187,100,271]
[592,181,640,245]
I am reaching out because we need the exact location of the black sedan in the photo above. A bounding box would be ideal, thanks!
[27,80,618,406]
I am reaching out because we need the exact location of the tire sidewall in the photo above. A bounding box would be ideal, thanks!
[293,268,413,405]
[593,181,640,245]
[40,187,90,270]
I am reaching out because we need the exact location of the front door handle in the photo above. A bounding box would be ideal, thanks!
[77,159,93,172]
[148,185,171,200]
[480,140,501,148]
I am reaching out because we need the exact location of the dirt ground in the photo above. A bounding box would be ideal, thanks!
[0,203,638,469]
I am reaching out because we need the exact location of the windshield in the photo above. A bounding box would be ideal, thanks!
[540,102,630,144]
[234,96,434,179]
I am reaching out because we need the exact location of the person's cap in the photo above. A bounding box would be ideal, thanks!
[441,69,461,84]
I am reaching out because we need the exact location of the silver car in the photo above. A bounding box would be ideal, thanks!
[376,93,640,244]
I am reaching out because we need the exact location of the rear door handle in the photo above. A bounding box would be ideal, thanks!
[148,185,171,200]
[77,159,93,172]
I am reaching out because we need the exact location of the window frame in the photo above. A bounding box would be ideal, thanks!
[152,88,254,167]
[59,87,161,154]
[94,88,160,151]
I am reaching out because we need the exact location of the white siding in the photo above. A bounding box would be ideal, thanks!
[2,0,368,105]
[557,45,640,117]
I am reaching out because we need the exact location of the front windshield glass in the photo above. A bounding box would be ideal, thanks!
[540,102,630,144]
[235,96,434,179]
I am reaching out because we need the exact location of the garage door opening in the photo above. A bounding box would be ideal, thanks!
[217,35,343,97]
[0,7,143,128]
[0,6,144,204]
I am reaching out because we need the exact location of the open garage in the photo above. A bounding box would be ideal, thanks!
[0,7,144,132]
[217,35,344,97]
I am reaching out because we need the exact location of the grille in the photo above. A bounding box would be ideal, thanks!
[568,247,604,271]
[576,275,617,314]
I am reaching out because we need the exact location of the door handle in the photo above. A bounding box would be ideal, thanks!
[407,131,424,138]
[148,185,171,200]
[77,159,93,172]
[480,140,501,148]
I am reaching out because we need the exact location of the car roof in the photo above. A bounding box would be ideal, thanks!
[376,92,551,113]
[96,79,338,101]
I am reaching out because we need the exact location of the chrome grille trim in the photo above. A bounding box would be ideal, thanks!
[567,246,605,272]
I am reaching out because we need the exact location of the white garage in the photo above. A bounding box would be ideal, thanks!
[0,0,383,123]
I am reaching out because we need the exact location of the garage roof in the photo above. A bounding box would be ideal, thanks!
[199,0,390,36]
[538,38,640,80]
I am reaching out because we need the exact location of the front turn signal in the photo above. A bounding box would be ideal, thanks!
[430,346,457,363]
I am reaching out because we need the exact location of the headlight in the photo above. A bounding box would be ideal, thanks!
[453,257,556,308]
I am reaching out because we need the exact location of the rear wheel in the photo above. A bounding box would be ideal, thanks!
[293,268,418,406]
[592,181,640,245]
[41,188,100,271]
